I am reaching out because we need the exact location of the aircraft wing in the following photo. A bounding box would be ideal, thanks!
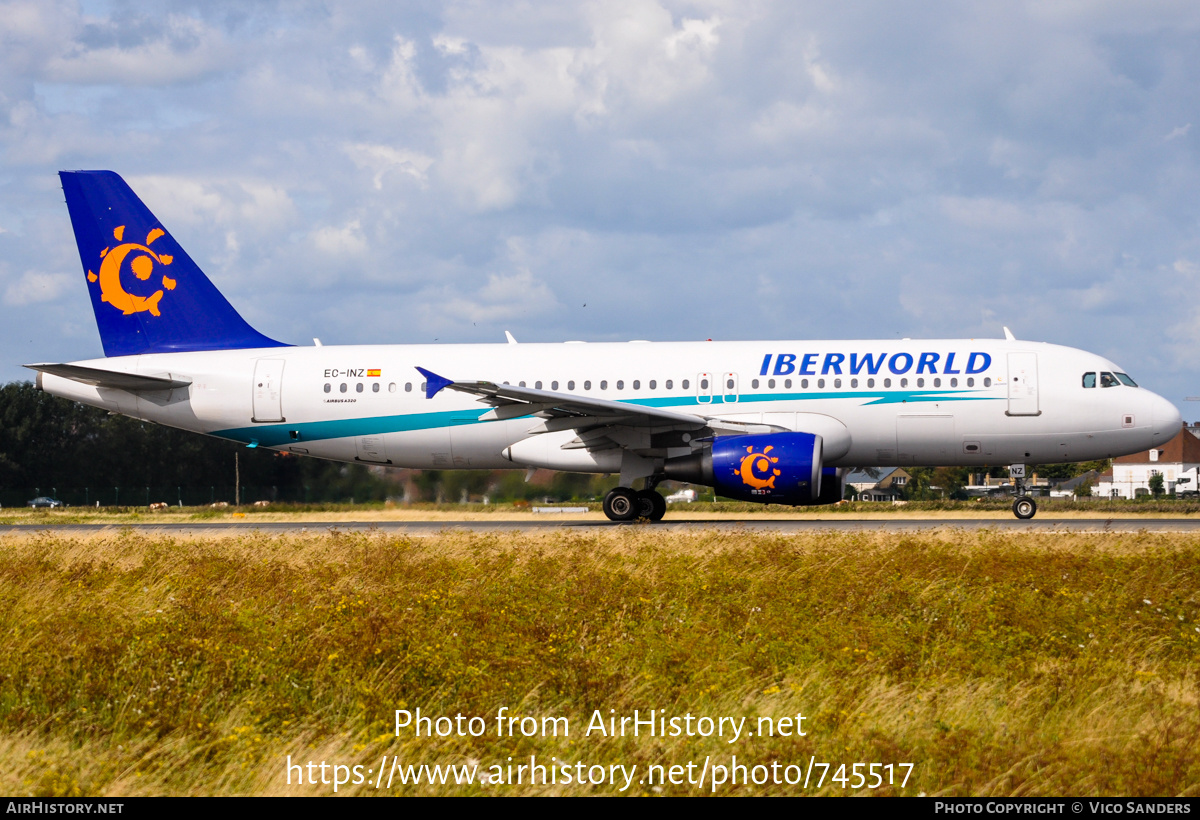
[416,367,781,451]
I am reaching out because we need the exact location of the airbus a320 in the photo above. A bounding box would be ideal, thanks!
[28,171,1182,520]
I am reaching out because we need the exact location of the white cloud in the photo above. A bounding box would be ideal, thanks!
[44,15,234,86]
[312,220,368,257]
[344,143,434,189]
[1165,123,1192,142]
[434,268,561,325]
[126,176,298,234]
[4,270,72,306]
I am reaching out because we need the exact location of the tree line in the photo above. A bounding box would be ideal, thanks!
[0,382,388,507]
[0,382,615,507]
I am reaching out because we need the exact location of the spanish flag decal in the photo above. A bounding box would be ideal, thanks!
[367,369,381,377]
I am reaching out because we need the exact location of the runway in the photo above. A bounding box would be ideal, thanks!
[4,517,1200,534]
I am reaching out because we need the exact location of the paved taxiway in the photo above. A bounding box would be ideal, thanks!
[4,518,1200,534]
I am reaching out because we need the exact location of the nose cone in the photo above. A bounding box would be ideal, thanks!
[1149,392,1182,443]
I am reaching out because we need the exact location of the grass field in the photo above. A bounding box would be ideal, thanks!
[1,526,1198,796]
[5,496,1200,526]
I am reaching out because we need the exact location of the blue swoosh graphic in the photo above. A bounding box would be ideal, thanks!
[213,389,1003,445]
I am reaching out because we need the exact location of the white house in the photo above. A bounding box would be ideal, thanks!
[1095,425,1198,498]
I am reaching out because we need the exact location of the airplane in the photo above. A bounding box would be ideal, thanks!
[26,171,1183,521]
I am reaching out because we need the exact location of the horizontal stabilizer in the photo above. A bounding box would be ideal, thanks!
[25,363,191,392]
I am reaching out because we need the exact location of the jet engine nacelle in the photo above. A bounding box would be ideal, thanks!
[663,432,824,505]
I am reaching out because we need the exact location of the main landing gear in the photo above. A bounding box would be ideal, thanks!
[603,484,666,522]
[1009,462,1037,520]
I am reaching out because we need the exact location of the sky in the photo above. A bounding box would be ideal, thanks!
[2,1,1199,406]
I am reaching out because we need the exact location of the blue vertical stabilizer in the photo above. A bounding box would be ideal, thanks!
[59,170,289,357]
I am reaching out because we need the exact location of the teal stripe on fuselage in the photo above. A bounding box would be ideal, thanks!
[212,389,1001,445]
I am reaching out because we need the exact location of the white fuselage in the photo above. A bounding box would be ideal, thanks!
[37,338,1182,472]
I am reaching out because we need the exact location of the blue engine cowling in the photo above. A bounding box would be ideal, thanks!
[709,432,824,505]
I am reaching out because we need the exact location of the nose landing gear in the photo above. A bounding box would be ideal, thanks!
[1013,495,1037,520]
[1009,463,1037,520]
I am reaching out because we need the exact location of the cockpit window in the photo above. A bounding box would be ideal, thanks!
[1100,372,1119,388]
[1115,372,1138,387]
[1082,372,1096,388]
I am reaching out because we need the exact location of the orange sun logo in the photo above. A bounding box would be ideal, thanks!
[87,225,176,316]
[737,444,781,490]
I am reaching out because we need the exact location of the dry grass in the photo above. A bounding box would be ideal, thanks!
[0,527,1198,796]
[4,498,1200,527]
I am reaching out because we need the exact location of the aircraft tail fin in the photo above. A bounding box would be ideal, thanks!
[59,170,288,357]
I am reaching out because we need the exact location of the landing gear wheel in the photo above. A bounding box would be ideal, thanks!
[603,487,639,522]
[1013,495,1037,520]
[635,489,667,522]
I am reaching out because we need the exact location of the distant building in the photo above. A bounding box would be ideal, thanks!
[1094,426,1197,498]
[847,468,911,501]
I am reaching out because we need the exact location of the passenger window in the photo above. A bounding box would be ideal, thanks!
[984,377,991,387]
[356,383,363,393]
[967,378,974,387]
[616,380,624,390]
[632,380,640,390]
[784,379,792,388]
[567,381,575,390]
[666,379,673,389]
[851,378,858,388]
[584,380,591,390]
[682,379,689,389]
[884,378,891,388]
[700,378,709,389]
[405,382,412,392]
[867,378,874,388]
[1083,372,1096,388]
[834,378,841,388]
[933,378,940,387]
[324,383,331,393]
[917,378,924,388]
[1101,372,1118,388]
[600,380,608,390]
[551,381,558,390]
[752,379,759,389]
[420,381,426,392]
[726,378,734,390]
[802,379,809,389]
[340,383,347,393]
[535,381,542,389]
[649,380,656,389]
[389,383,397,393]
[900,378,908,388]
[950,377,957,387]
[519,381,527,387]
[768,378,776,388]
[372,383,380,393]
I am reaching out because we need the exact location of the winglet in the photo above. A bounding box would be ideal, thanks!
[415,366,453,399]
[1003,326,1016,341]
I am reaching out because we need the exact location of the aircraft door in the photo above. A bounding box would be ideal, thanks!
[697,372,713,404]
[252,359,285,422]
[897,414,955,464]
[355,435,390,464]
[722,372,739,403]
[1006,353,1040,416]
